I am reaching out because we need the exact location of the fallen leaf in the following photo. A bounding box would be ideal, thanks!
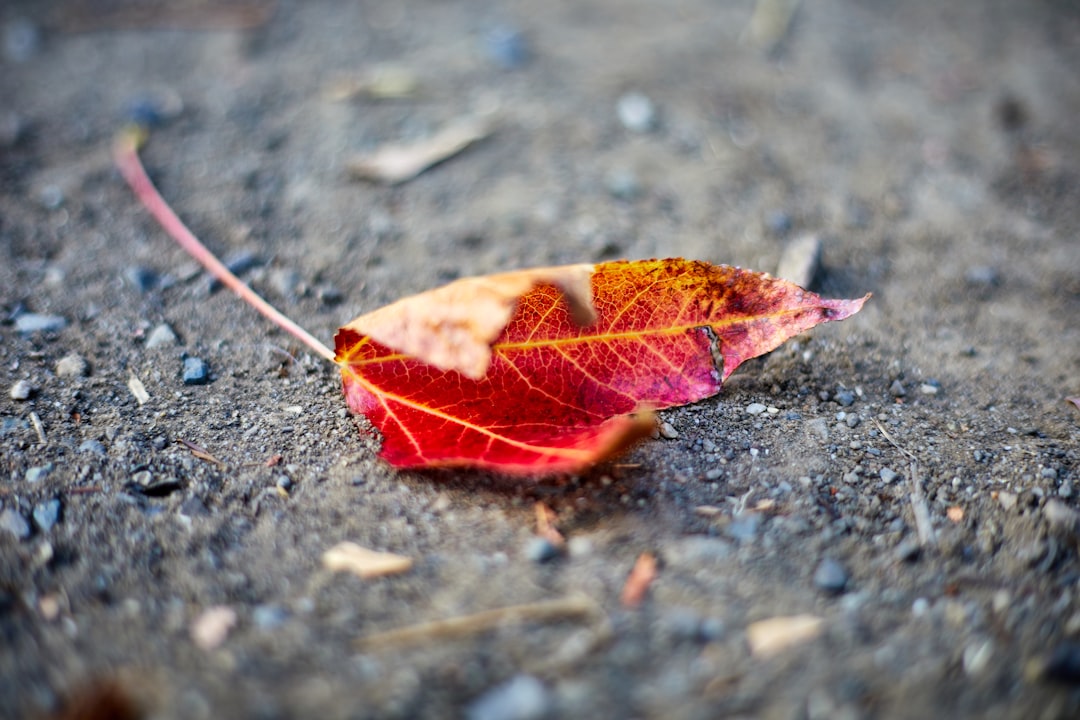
[621,552,658,608]
[347,117,493,184]
[176,438,223,465]
[335,259,868,474]
[746,614,824,658]
[322,541,413,579]
[190,605,237,651]
[1067,396,1080,412]
[115,132,869,477]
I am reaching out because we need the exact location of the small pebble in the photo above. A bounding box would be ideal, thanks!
[834,390,855,407]
[963,639,995,677]
[895,539,921,562]
[746,402,767,416]
[965,266,1000,286]
[0,508,31,540]
[525,537,562,563]
[813,558,849,594]
[145,323,179,349]
[889,380,906,397]
[483,26,529,69]
[125,266,160,293]
[32,498,62,533]
[776,234,820,287]
[466,675,550,720]
[78,439,107,456]
[55,353,89,378]
[658,421,679,440]
[1044,500,1080,533]
[125,88,184,127]
[26,464,53,483]
[9,379,34,401]
[275,476,294,493]
[880,467,899,483]
[616,92,657,133]
[38,185,65,210]
[15,313,67,334]
[1041,467,1059,480]
[252,604,289,630]
[182,357,210,385]
[919,383,940,396]
[845,413,861,428]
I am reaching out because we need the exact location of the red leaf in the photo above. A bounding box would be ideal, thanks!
[335,259,868,474]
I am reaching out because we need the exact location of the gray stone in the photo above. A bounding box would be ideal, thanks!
[25,464,53,483]
[78,439,107,456]
[813,558,849,594]
[880,467,899,483]
[182,357,210,385]
[525,537,561,563]
[56,354,89,378]
[835,390,856,407]
[998,492,1017,511]
[15,313,66,334]
[32,498,61,532]
[889,380,906,397]
[658,421,679,439]
[125,266,160,292]
[746,402,767,416]
[466,675,550,720]
[145,323,178,349]
[252,604,289,630]
[0,508,31,540]
[845,413,861,428]
[9,379,33,400]
[616,92,657,133]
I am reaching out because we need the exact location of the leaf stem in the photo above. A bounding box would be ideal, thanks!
[112,126,337,364]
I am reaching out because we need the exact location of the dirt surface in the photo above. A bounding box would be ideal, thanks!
[2,1,1080,718]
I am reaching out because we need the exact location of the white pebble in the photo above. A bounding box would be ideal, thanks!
[9,379,33,400]
[616,92,657,133]
[746,402,767,416]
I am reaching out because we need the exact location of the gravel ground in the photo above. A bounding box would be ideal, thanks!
[2,1,1079,718]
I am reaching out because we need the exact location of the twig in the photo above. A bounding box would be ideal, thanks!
[112,126,336,363]
[354,594,602,651]
[30,412,46,445]
[873,418,936,547]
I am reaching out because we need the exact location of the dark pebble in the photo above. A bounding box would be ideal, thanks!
[785,411,802,421]
[813,557,849,594]
[125,266,160,293]
[1034,643,1080,684]
[208,251,260,292]
[895,539,921,562]
[484,26,529,69]
[182,357,210,385]
[889,380,906,397]
[32,498,62,532]
[835,390,856,407]
[525,537,562,563]
[0,508,31,540]
[275,476,294,492]
[15,313,67,334]
[964,266,1000,286]
[78,439,107,456]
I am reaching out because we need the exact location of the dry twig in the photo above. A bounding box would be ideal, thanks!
[873,418,936,547]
